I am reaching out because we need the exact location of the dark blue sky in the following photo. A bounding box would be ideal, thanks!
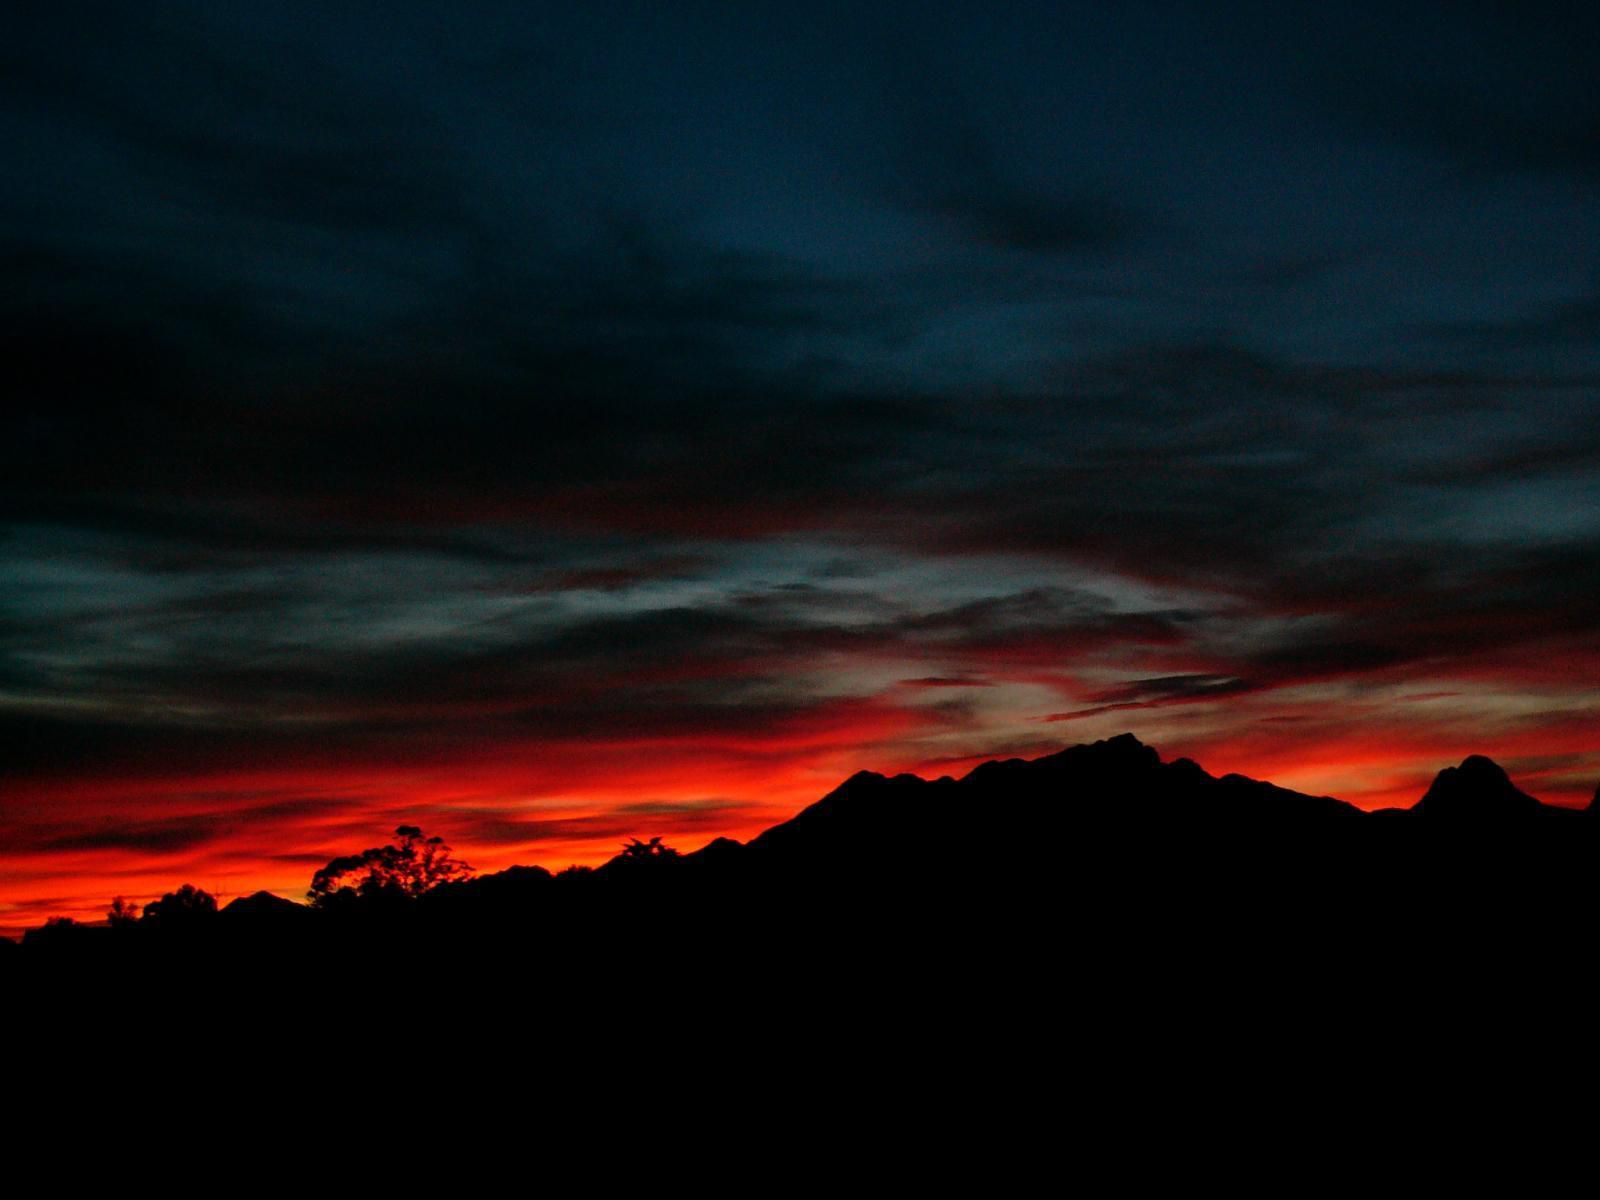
[4,2,1599,926]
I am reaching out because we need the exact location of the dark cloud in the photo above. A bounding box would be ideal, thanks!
[868,35,1142,254]
[34,817,221,856]
[450,800,748,849]
[1419,290,1600,368]
[1298,3,1600,177]
[0,573,1186,788]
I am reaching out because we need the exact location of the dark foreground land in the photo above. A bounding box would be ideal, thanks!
[12,734,1593,1189]
[9,732,1600,1150]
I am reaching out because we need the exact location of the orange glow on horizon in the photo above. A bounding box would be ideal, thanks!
[5,693,1597,939]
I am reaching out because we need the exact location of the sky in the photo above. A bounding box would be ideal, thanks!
[4,2,1600,932]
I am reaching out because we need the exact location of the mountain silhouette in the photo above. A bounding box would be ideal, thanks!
[1413,755,1543,821]
[735,732,1364,893]
[221,891,309,921]
[7,732,1596,988]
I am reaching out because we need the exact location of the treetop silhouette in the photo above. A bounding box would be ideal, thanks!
[142,884,217,926]
[108,896,140,927]
[308,825,472,906]
[619,836,679,861]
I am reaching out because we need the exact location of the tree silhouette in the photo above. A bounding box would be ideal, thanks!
[605,837,681,885]
[308,825,472,906]
[619,836,679,861]
[107,896,140,927]
[142,884,217,927]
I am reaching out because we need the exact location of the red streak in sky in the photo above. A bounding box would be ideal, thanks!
[4,698,1596,938]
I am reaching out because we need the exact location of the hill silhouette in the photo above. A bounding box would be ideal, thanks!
[1413,754,1545,820]
[9,733,1595,979]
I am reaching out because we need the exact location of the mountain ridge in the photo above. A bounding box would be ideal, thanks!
[9,732,1596,953]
